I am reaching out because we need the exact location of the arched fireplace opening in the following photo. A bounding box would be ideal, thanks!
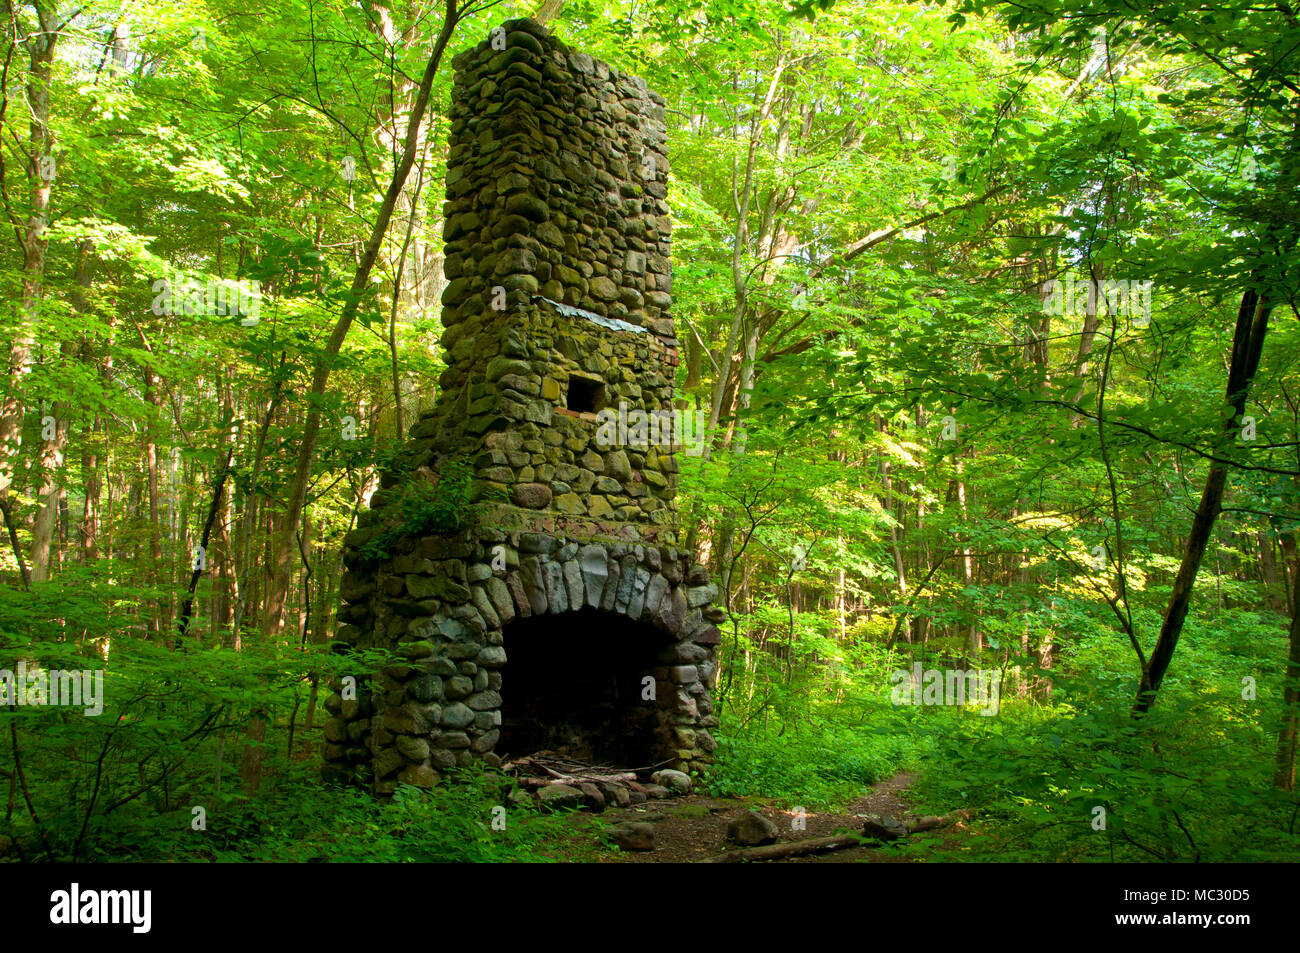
[497,608,673,768]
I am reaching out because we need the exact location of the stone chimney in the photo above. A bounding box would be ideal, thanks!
[323,18,724,795]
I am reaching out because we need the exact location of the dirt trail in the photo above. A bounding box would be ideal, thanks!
[573,772,927,863]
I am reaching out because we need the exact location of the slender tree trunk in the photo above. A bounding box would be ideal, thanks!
[176,435,233,649]
[214,374,235,644]
[1134,287,1272,713]
[29,386,66,582]
[143,364,164,642]
[881,443,910,643]
[1261,531,1287,612]
[260,1,462,644]
[0,3,59,505]
[1283,534,1298,618]
[73,240,103,562]
[1273,531,1300,790]
[955,461,978,653]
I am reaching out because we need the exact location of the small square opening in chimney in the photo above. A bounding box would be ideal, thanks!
[567,375,606,414]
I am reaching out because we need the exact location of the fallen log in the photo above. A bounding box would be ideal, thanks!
[701,833,866,863]
[517,772,636,787]
[698,812,961,863]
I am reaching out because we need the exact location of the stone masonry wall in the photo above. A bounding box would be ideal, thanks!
[439,18,672,338]
[400,299,684,534]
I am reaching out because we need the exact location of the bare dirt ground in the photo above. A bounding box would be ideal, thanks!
[560,772,946,863]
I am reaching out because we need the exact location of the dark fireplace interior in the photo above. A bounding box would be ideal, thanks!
[498,609,672,768]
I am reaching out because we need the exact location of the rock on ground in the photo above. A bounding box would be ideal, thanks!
[608,821,656,851]
[537,783,584,811]
[727,810,780,846]
[650,769,692,795]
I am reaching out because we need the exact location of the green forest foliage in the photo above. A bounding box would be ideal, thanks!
[1,0,1297,861]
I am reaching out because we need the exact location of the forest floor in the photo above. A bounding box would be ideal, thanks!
[547,772,956,863]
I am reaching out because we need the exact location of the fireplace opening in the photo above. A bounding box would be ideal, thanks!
[497,608,672,768]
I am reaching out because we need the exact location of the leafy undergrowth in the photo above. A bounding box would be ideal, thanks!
[9,609,1296,863]
[71,764,575,863]
[700,609,1300,862]
[702,687,934,812]
[905,616,1300,862]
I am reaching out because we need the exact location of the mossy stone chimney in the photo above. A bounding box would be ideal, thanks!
[323,18,724,795]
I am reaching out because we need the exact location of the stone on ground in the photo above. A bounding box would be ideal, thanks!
[537,783,584,811]
[609,821,656,851]
[650,769,692,795]
[727,810,779,846]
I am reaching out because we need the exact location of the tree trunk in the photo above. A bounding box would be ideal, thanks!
[143,363,164,642]
[0,3,59,505]
[259,0,462,644]
[29,386,66,582]
[955,459,978,654]
[881,446,910,643]
[1134,287,1271,714]
[1260,531,1287,612]
[1273,531,1300,790]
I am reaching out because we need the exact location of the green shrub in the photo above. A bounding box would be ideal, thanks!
[359,457,474,563]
